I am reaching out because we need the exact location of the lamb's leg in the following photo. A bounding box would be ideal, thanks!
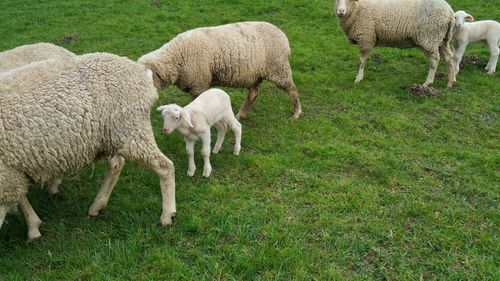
[485,41,499,74]
[0,205,7,230]
[439,44,456,88]
[212,122,228,154]
[227,115,242,156]
[47,177,62,196]
[423,50,440,87]
[185,137,196,177]
[19,196,42,242]
[200,132,212,177]
[355,49,371,83]
[453,44,467,75]
[236,86,259,120]
[120,138,176,226]
[88,156,125,217]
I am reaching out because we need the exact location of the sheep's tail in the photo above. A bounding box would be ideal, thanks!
[443,16,455,45]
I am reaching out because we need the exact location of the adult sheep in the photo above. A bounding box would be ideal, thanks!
[0,42,76,73]
[335,0,456,88]
[0,53,176,241]
[138,21,302,120]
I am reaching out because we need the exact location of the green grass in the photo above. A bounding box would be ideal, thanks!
[0,0,498,280]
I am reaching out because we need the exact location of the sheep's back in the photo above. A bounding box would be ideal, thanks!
[0,43,76,73]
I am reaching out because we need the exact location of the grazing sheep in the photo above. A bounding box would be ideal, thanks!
[0,42,76,72]
[335,0,456,88]
[452,11,500,75]
[157,88,242,178]
[138,21,302,119]
[0,53,176,241]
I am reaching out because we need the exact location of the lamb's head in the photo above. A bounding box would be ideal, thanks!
[335,0,358,17]
[454,11,474,28]
[156,104,193,134]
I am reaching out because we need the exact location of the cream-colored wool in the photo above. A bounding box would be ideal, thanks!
[335,0,456,88]
[0,42,76,73]
[0,53,176,240]
[138,21,302,119]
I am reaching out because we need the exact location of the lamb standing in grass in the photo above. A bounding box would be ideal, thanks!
[139,21,302,120]
[0,53,176,241]
[334,0,456,88]
[451,11,500,75]
[157,89,242,178]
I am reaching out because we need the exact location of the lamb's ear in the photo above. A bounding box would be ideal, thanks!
[156,105,167,113]
[465,14,474,22]
[180,109,193,128]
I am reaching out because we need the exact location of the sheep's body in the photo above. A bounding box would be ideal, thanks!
[157,89,242,178]
[0,53,176,240]
[451,12,500,75]
[139,21,302,119]
[335,0,456,87]
[0,42,76,73]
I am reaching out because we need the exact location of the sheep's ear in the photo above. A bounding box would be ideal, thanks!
[180,109,193,128]
[156,105,166,113]
[465,14,474,22]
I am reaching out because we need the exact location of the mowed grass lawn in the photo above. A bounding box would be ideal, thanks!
[0,0,498,279]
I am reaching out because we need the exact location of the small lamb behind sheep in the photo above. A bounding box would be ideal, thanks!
[157,89,242,178]
[335,0,456,88]
[452,11,500,75]
[139,21,302,120]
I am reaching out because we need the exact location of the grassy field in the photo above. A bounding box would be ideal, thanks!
[0,0,498,279]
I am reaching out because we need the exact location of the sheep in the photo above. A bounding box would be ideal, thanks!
[138,21,302,120]
[451,11,500,75]
[0,53,176,241]
[0,43,77,197]
[334,0,456,88]
[0,42,76,72]
[157,88,242,178]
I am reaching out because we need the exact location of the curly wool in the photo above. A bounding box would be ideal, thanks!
[0,53,158,203]
[0,43,76,73]
[338,0,455,51]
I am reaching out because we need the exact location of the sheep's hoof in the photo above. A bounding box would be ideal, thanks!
[233,150,240,156]
[354,77,363,83]
[187,170,195,177]
[212,148,220,154]
[27,231,42,243]
[486,70,495,75]
[87,210,100,218]
[159,212,175,227]
[292,110,302,119]
[235,112,246,120]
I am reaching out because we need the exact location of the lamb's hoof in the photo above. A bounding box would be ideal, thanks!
[202,169,212,178]
[233,150,240,156]
[187,170,195,177]
[212,148,220,154]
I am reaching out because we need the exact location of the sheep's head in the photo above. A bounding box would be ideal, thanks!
[156,104,193,134]
[335,0,358,17]
[454,11,474,28]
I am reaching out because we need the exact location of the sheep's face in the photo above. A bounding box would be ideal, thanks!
[157,104,193,134]
[335,0,357,17]
[454,11,474,28]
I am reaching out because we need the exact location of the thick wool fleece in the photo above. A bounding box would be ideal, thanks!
[338,0,455,51]
[0,43,76,73]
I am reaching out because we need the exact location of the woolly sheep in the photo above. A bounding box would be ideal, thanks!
[157,88,242,178]
[451,11,500,75]
[138,21,302,120]
[0,53,176,241]
[0,42,76,73]
[335,0,456,88]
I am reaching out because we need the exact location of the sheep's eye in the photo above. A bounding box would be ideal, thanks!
[175,117,179,120]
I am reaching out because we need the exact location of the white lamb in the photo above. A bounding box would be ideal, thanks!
[452,11,500,75]
[157,89,242,178]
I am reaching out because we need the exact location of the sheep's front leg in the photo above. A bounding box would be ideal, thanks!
[423,50,440,87]
[19,196,42,242]
[453,43,467,75]
[185,137,196,177]
[355,49,371,83]
[486,42,499,74]
[212,122,227,154]
[200,132,212,177]
[88,156,125,217]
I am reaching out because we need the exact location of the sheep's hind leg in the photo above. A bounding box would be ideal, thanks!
[236,86,260,120]
[439,44,456,87]
[355,49,371,83]
[423,49,440,87]
[212,122,227,154]
[121,137,176,226]
[185,137,196,177]
[19,196,42,242]
[269,66,302,119]
[88,156,125,217]
[485,41,499,74]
